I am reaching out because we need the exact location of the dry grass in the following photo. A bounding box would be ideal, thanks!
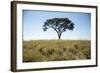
[23,40,91,62]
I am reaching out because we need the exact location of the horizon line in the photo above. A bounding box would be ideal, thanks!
[23,39,91,41]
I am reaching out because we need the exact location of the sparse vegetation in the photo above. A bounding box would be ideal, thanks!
[23,40,91,62]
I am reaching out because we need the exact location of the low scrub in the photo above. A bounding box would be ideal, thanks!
[23,40,91,62]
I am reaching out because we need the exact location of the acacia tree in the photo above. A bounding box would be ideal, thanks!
[43,18,74,40]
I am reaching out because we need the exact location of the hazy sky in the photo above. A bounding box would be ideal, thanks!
[22,10,91,40]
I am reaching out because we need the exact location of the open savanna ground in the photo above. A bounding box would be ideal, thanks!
[23,40,91,62]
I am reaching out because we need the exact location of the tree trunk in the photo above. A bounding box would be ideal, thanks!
[58,36,60,40]
[54,29,62,40]
[58,33,61,40]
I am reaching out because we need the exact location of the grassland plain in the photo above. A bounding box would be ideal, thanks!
[23,40,91,62]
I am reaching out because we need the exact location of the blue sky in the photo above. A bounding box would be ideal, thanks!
[22,10,91,40]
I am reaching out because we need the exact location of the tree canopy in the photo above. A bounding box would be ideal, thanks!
[43,18,74,39]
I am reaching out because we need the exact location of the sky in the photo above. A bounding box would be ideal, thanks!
[22,10,91,40]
